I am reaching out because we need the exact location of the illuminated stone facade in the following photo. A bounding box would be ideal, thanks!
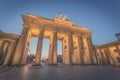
[0,13,120,66]
[94,40,120,65]
[12,14,96,65]
[0,30,19,66]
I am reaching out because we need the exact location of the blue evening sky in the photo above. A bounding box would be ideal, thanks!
[0,0,120,58]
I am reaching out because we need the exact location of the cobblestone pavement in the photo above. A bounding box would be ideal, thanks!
[0,64,120,80]
[0,66,13,73]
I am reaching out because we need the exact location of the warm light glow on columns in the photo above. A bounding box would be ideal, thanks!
[95,48,103,64]
[77,36,83,64]
[62,33,73,64]
[104,48,111,64]
[12,26,30,65]
[0,42,9,65]
[116,45,120,57]
[21,31,31,64]
[62,36,66,64]
[82,36,91,64]
[101,49,108,65]
[48,31,57,64]
[35,29,44,65]
[72,36,78,64]
[108,47,119,65]
[68,33,73,64]
[87,37,97,64]
[0,40,5,59]
[72,35,81,64]
[3,40,15,66]
[80,36,85,64]
[105,48,113,65]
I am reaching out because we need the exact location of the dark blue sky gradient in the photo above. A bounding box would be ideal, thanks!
[0,0,120,56]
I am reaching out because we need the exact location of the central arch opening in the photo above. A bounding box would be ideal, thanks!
[28,37,38,63]
[57,40,62,64]
[27,31,64,65]
[41,38,50,65]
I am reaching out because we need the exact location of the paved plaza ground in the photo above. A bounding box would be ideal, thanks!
[0,64,120,80]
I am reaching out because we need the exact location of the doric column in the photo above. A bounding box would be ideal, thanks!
[0,40,5,60]
[95,48,102,65]
[62,33,73,64]
[3,40,15,66]
[75,35,82,64]
[116,45,120,57]
[0,42,9,65]
[99,49,105,65]
[21,32,31,64]
[87,37,97,64]
[12,26,30,65]
[80,36,85,64]
[48,31,57,65]
[22,48,28,64]
[62,35,68,64]
[82,36,91,64]
[35,29,44,65]
[9,39,19,65]
[116,45,120,65]
[68,33,74,64]
[105,48,112,65]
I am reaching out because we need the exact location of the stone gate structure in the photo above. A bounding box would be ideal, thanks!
[11,14,96,65]
[0,13,120,66]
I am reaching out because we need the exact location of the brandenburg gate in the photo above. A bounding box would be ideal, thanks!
[0,13,97,66]
[12,13,97,65]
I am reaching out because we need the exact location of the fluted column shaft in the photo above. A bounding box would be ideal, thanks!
[87,37,97,64]
[12,26,30,65]
[105,48,112,65]
[80,36,85,64]
[68,33,73,64]
[3,40,15,66]
[116,45,120,57]
[0,40,5,60]
[62,33,73,64]
[0,42,9,65]
[35,29,44,65]
[75,36,82,64]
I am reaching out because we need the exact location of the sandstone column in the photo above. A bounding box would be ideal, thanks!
[99,49,105,65]
[82,36,91,64]
[80,36,85,64]
[73,35,81,64]
[105,48,112,65]
[35,29,44,65]
[62,33,73,64]
[0,40,5,60]
[3,40,15,66]
[115,45,120,64]
[9,39,19,65]
[0,42,9,65]
[87,37,97,64]
[68,33,73,64]
[21,33,31,64]
[48,31,57,65]
[116,45,120,57]
[76,36,84,64]
[12,26,30,65]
